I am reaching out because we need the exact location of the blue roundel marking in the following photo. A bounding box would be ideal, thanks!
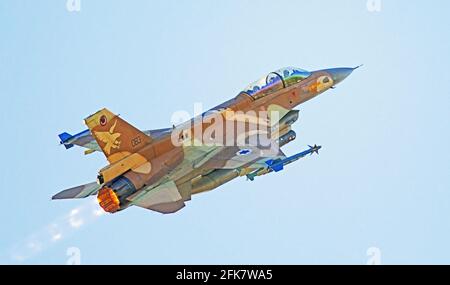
[237,149,252,156]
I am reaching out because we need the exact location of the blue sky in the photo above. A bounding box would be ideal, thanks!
[0,0,449,264]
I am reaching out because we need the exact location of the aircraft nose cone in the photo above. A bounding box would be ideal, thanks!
[328,67,355,85]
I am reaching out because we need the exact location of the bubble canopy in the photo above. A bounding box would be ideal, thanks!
[242,67,311,98]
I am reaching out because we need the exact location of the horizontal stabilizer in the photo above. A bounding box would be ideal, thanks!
[145,201,185,214]
[52,182,100,200]
[128,180,187,214]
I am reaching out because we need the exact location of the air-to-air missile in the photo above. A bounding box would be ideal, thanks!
[246,145,322,181]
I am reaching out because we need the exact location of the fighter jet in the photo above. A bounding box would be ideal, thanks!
[54,66,357,214]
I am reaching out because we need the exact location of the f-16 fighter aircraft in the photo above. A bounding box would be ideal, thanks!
[54,66,357,214]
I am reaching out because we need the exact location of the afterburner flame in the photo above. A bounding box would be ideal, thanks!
[97,187,120,213]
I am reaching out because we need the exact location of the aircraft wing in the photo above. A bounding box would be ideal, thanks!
[242,149,287,169]
[58,128,172,153]
[201,145,284,170]
[200,130,286,170]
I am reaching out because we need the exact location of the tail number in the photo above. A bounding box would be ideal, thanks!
[131,136,142,148]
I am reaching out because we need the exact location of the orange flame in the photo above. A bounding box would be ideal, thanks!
[97,187,120,213]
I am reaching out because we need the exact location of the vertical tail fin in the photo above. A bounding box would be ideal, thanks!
[84,108,152,163]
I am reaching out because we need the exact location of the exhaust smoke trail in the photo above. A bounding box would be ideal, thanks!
[8,198,105,263]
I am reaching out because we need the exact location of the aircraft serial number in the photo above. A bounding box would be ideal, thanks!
[131,136,142,147]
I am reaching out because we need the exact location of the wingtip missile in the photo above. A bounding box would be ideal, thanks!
[58,132,74,149]
[58,129,91,150]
